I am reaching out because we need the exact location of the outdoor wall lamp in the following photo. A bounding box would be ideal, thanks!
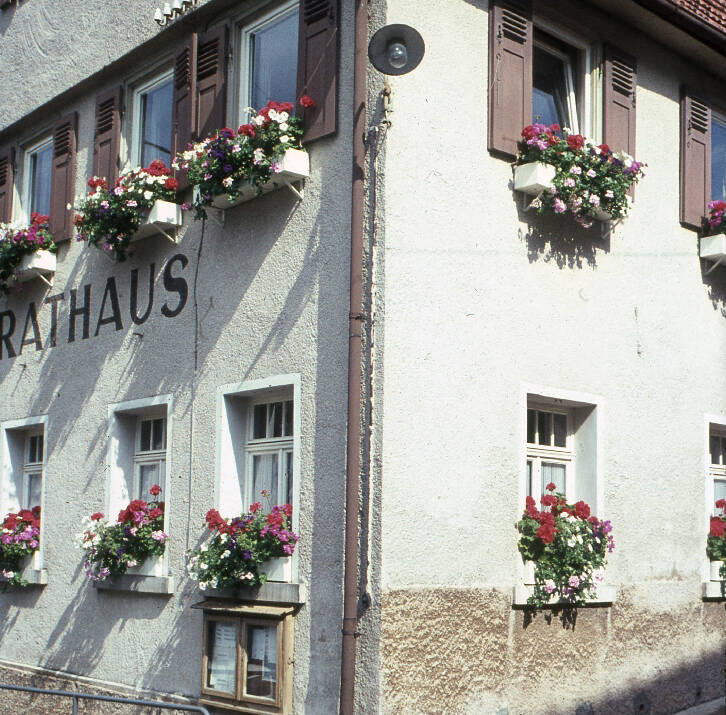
[368,24,425,76]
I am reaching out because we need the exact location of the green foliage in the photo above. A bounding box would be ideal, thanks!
[0,214,56,294]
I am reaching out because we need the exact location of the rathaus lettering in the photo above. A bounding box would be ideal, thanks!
[0,254,189,361]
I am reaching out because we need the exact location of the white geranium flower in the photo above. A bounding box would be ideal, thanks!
[143,190,153,200]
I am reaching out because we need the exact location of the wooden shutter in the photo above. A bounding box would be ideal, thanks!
[680,91,711,230]
[173,36,196,191]
[0,147,14,223]
[93,86,122,185]
[603,46,636,157]
[297,0,339,142]
[49,113,77,242]
[195,25,228,141]
[488,0,533,158]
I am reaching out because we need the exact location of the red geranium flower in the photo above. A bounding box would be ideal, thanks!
[91,512,104,521]
[545,482,557,492]
[282,504,292,517]
[238,123,256,138]
[149,484,161,496]
[299,94,316,109]
[164,177,178,191]
[566,134,584,150]
[536,523,556,544]
[716,499,726,510]
[710,517,726,538]
[574,501,591,520]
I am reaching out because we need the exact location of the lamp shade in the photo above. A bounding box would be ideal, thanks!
[368,24,425,76]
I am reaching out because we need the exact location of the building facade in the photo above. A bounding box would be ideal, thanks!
[1,0,726,714]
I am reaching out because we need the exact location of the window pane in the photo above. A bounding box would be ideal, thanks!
[30,143,52,217]
[269,402,283,438]
[252,453,278,504]
[26,472,42,509]
[711,116,726,202]
[284,450,293,506]
[542,462,565,496]
[140,78,173,168]
[553,413,567,448]
[248,10,299,112]
[711,435,720,465]
[527,409,536,444]
[152,418,165,451]
[526,460,533,498]
[253,404,267,439]
[28,434,43,464]
[140,420,151,452]
[206,621,237,695]
[245,624,277,699]
[722,437,726,469]
[715,480,726,512]
[139,462,162,500]
[284,400,293,437]
[533,46,571,128]
[537,411,551,446]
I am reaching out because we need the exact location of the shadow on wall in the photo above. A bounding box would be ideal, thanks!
[702,255,726,319]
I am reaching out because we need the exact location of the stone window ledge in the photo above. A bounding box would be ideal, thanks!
[0,568,47,587]
[513,583,616,607]
[200,580,306,605]
[93,574,175,595]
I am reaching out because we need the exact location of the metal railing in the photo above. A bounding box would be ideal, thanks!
[0,683,211,714]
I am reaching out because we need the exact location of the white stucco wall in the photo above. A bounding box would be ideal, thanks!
[373,0,726,712]
[0,0,353,712]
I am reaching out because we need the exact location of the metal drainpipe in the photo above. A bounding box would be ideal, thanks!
[340,0,368,713]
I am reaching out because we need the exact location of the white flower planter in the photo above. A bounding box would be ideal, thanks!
[522,560,535,585]
[513,162,556,196]
[200,148,310,210]
[259,556,292,583]
[126,555,164,578]
[13,250,56,285]
[130,200,183,243]
[709,560,725,581]
[700,234,726,263]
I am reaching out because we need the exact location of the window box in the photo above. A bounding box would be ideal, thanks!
[259,557,291,584]
[0,560,47,587]
[126,554,164,578]
[200,148,309,211]
[513,162,556,196]
[93,573,175,595]
[129,200,183,244]
[14,250,56,285]
[709,560,724,581]
[515,560,615,606]
[700,234,726,265]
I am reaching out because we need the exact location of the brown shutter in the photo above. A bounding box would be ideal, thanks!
[297,0,339,142]
[488,0,533,158]
[195,25,228,141]
[0,147,14,223]
[93,86,122,186]
[173,36,196,191]
[49,112,77,242]
[603,45,636,157]
[680,91,711,230]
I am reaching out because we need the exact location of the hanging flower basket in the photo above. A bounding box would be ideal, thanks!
[514,123,645,228]
[0,214,56,294]
[75,161,181,261]
[175,98,313,220]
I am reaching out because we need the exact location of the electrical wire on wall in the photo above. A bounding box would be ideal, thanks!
[184,218,206,551]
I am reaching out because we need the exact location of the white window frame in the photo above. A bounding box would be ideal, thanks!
[533,16,598,141]
[0,415,48,571]
[129,68,174,169]
[22,429,44,510]
[217,375,301,582]
[526,403,574,500]
[20,134,53,224]
[707,418,726,515]
[234,0,299,127]
[133,413,167,502]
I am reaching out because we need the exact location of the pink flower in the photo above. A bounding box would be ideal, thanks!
[553,198,566,214]
[568,575,580,588]
[586,169,597,178]
[544,579,555,593]
[564,177,575,188]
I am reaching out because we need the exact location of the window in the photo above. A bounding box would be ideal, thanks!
[198,603,294,714]
[134,415,166,501]
[22,135,53,220]
[523,390,600,511]
[711,113,726,203]
[237,1,299,122]
[526,405,573,499]
[533,31,579,132]
[23,431,44,509]
[131,70,173,168]
[488,2,636,161]
[710,425,726,512]
[247,399,294,508]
